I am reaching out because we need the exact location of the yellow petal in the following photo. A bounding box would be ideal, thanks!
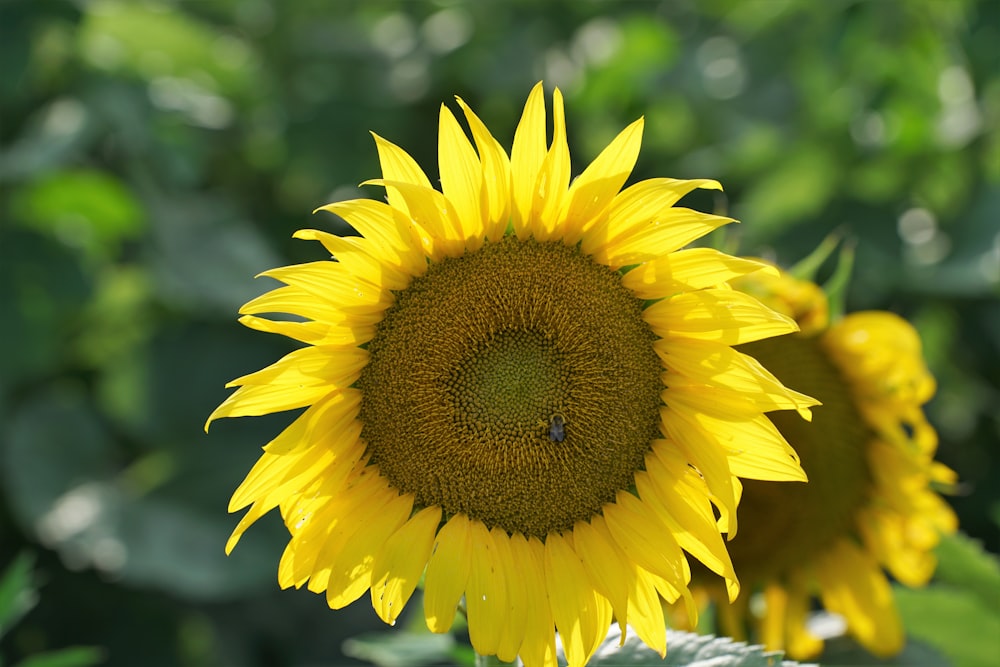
[594,209,734,268]
[514,536,558,667]
[572,518,630,630]
[581,178,721,264]
[455,96,511,242]
[582,177,723,257]
[532,87,570,240]
[603,491,686,588]
[653,424,739,538]
[577,516,669,658]
[622,248,776,299]
[303,469,395,593]
[262,389,361,456]
[275,464,354,590]
[867,438,939,505]
[277,530,316,590]
[225,345,368,390]
[278,466,377,591]
[207,382,338,423]
[293,228,410,291]
[316,198,427,276]
[466,521,507,656]
[238,314,373,347]
[655,338,818,415]
[492,528,528,663]
[326,487,414,609]
[931,460,958,486]
[644,564,693,610]
[207,345,367,426]
[438,104,485,247]
[260,262,389,309]
[362,178,464,259]
[640,446,739,598]
[510,82,547,239]
[761,582,788,652]
[239,285,376,326]
[227,426,362,551]
[370,505,442,625]
[544,532,612,667]
[664,396,807,482]
[561,118,644,244]
[645,289,800,346]
[815,539,903,658]
[628,567,668,656]
[371,132,433,214]
[423,513,473,633]
[857,506,935,587]
[785,571,824,659]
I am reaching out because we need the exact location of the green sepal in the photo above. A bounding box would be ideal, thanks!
[787,231,844,282]
[821,238,856,323]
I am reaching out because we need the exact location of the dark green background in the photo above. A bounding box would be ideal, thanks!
[1,1,997,666]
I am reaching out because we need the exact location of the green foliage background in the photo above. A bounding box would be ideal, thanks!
[1,1,997,665]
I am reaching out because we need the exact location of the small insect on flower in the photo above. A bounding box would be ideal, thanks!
[548,413,566,442]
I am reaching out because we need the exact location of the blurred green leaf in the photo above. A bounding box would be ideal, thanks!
[894,585,1000,667]
[342,631,456,667]
[918,154,974,219]
[147,194,284,313]
[580,627,808,666]
[846,155,909,204]
[933,532,1000,613]
[2,386,117,522]
[78,1,257,99]
[0,103,97,184]
[0,554,37,639]
[642,95,699,155]
[0,229,94,386]
[818,636,952,666]
[0,556,103,667]
[10,168,144,259]
[111,494,279,600]
[0,3,33,104]
[13,647,104,667]
[1,386,281,601]
[75,265,153,370]
[575,15,678,125]
[736,146,839,245]
[900,187,1000,296]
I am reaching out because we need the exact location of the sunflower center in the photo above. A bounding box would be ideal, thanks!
[358,236,662,538]
[451,329,566,436]
[724,333,872,581]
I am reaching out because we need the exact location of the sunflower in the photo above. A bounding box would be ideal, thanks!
[207,83,817,667]
[697,264,958,659]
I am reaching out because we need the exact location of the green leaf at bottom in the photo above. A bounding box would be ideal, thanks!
[577,626,810,666]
